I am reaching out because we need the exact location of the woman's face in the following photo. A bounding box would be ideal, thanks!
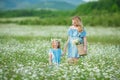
[72,19,77,26]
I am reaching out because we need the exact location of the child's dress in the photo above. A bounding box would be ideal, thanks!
[49,48,62,65]
[67,26,86,58]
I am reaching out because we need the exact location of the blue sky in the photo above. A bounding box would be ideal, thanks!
[84,0,98,2]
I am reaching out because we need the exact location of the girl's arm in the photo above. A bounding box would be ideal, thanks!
[49,53,52,65]
[83,36,87,52]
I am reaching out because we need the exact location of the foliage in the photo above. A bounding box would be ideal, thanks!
[74,0,120,15]
[0,0,120,26]
[0,24,120,80]
[0,10,72,18]
[81,13,120,27]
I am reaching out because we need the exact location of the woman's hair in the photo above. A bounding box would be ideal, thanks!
[51,39,60,48]
[72,16,83,32]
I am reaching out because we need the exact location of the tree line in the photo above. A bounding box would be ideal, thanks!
[0,0,120,27]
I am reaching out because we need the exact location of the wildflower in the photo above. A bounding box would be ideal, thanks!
[72,38,80,45]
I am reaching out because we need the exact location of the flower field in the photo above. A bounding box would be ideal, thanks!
[0,24,120,80]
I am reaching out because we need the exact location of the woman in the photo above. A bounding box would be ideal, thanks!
[63,16,87,64]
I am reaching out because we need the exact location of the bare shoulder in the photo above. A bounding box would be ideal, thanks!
[69,26,76,29]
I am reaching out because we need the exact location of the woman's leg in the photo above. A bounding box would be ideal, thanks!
[67,58,74,64]
[73,58,79,64]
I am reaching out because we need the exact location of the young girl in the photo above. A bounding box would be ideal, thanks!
[48,39,62,65]
[63,16,87,64]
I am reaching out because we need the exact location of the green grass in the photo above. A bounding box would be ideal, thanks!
[88,35,120,45]
[0,24,120,80]
[0,13,120,26]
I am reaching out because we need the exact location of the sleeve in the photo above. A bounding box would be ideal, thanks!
[68,28,72,36]
[48,49,53,55]
[79,30,86,37]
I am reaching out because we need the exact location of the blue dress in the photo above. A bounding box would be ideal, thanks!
[67,27,86,58]
[49,48,62,64]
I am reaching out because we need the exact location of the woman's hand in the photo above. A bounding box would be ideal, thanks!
[84,45,87,53]
[62,38,69,56]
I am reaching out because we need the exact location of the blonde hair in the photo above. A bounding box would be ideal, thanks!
[72,16,83,32]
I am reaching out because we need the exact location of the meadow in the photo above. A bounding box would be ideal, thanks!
[0,23,120,80]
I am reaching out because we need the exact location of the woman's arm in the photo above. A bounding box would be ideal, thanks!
[63,38,69,55]
[83,36,87,52]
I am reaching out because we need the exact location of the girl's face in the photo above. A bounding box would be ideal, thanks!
[52,41,58,49]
